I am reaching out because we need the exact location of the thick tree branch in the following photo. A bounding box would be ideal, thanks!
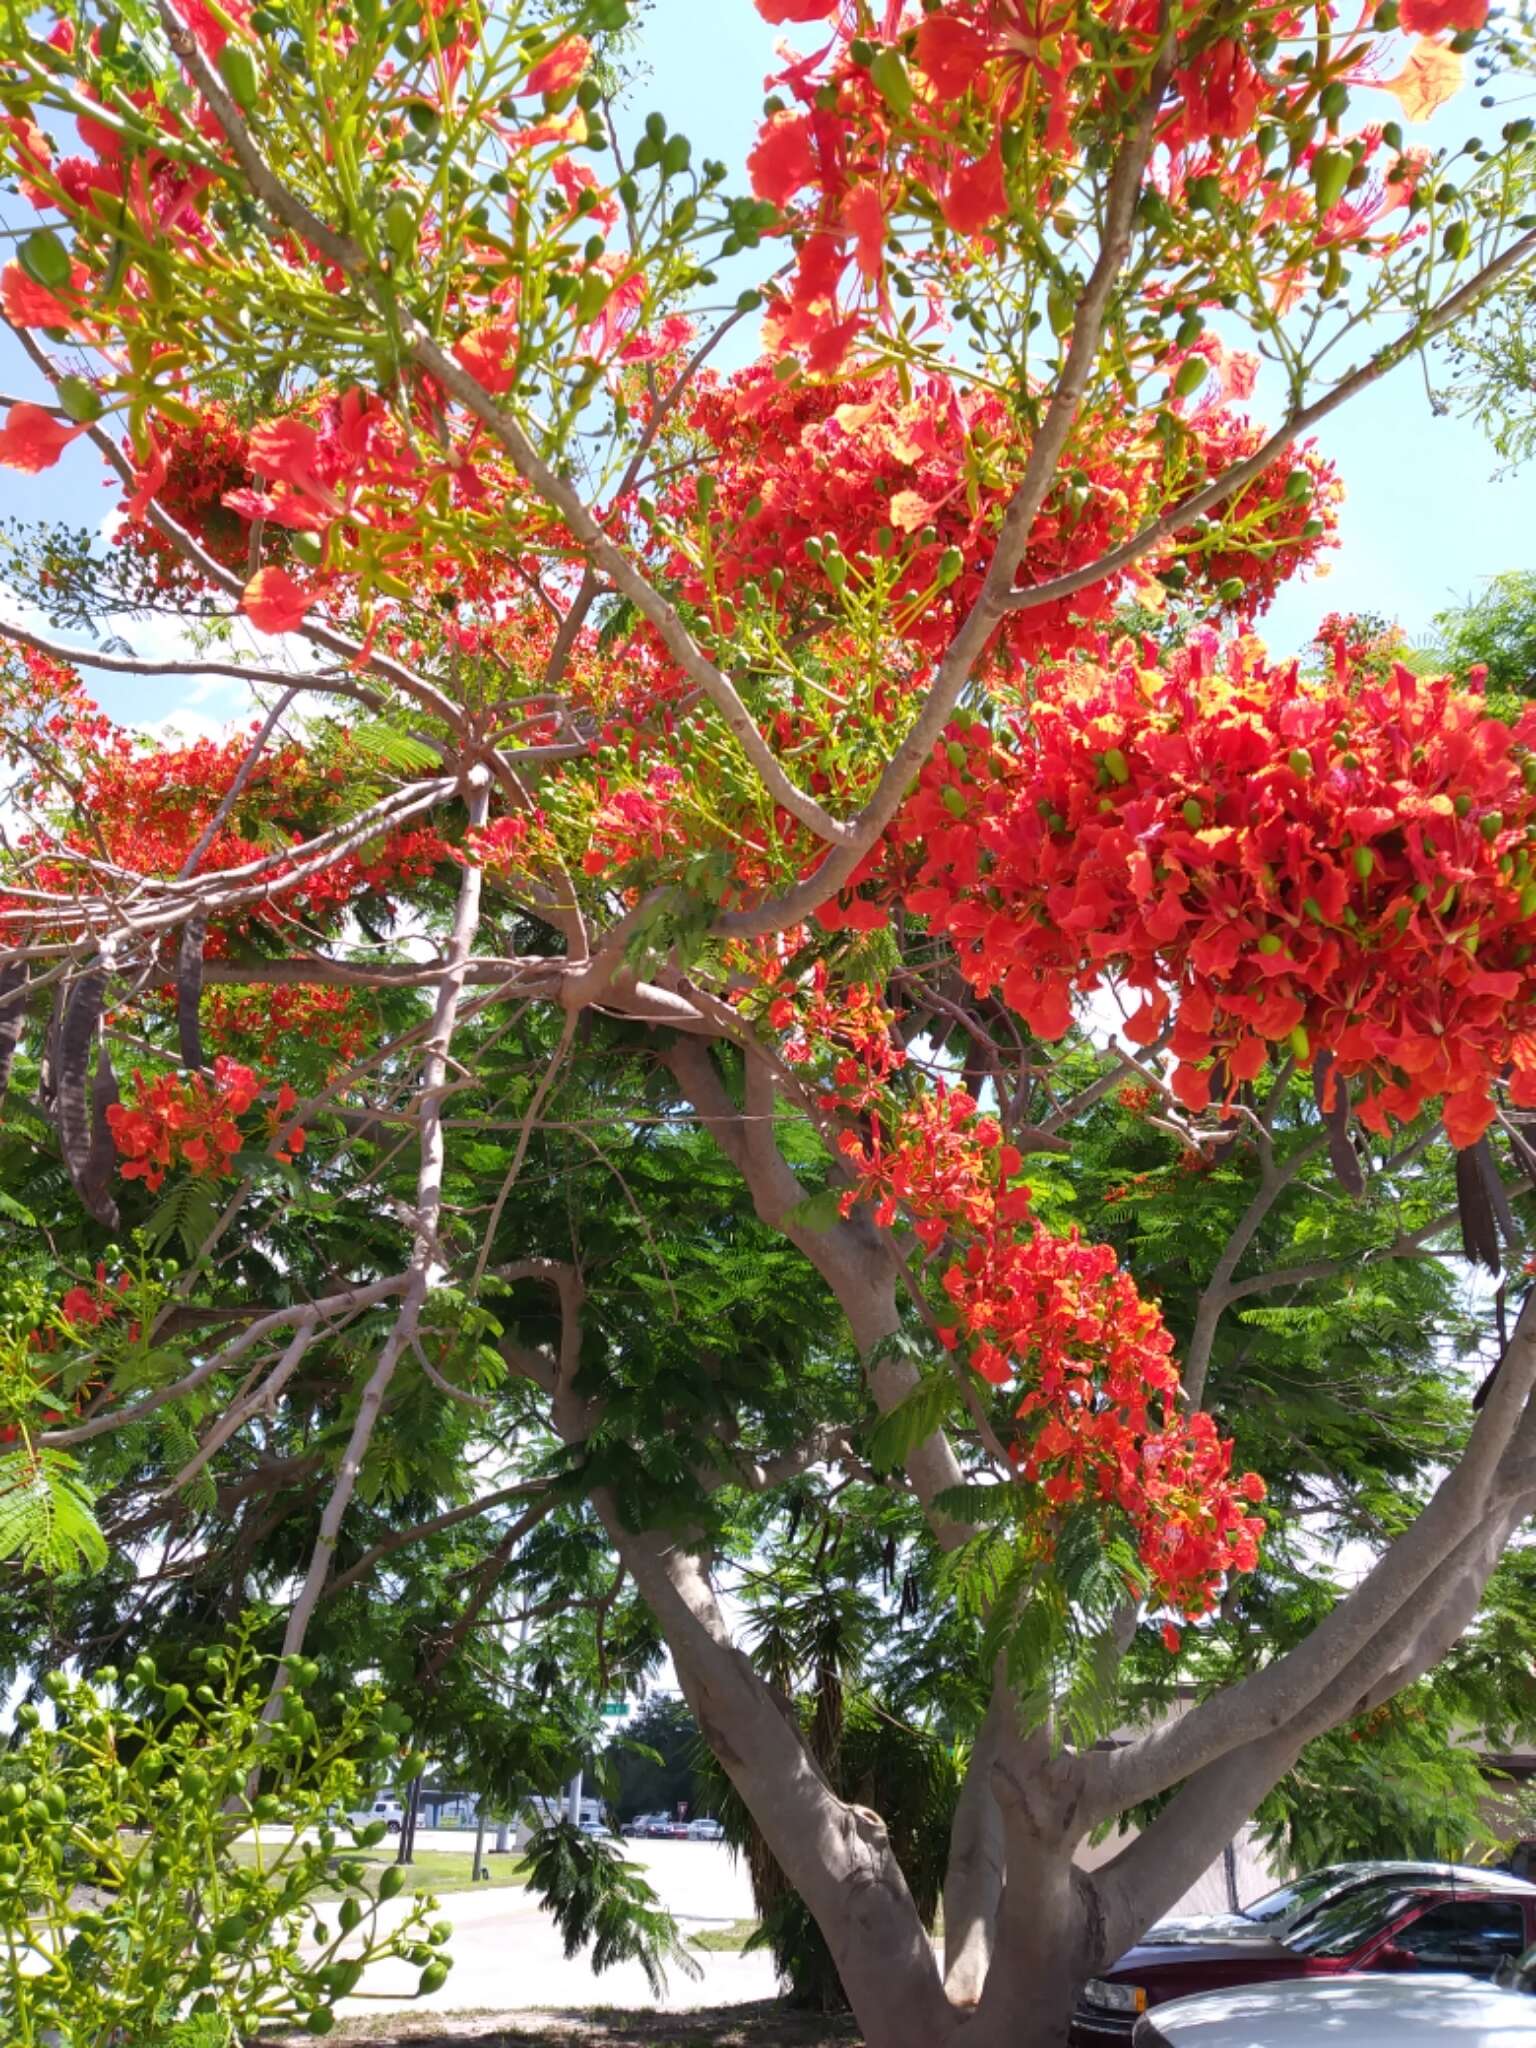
[1086,1296,1536,1821]
[1183,1134,1326,1404]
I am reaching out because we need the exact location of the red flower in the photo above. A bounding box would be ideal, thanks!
[171,0,251,58]
[0,403,81,473]
[1,263,79,330]
[246,416,329,498]
[243,565,318,634]
[754,0,840,19]
[943,145,1009,236]
[748,113,817,207]
[1161,1623,1183,1655]
[916,15,992,97]
[842,182,888,282]
[524,36,590,96]
[454,318,519,396]
[1399,0,1487,30]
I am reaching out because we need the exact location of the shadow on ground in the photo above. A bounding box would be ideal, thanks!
[264,2003,859,2047]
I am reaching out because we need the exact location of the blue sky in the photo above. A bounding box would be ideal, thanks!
[0,0,1530,734]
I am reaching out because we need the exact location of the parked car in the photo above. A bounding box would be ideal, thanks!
[1142,1862,1524,1949]
[686,1816,724,1841]
[1131,1970,1536,2046]
[348,1796,404,1835]
[1071,1870,1536,2044]
[619,1813,668,1837]
[619,1812,676,1838]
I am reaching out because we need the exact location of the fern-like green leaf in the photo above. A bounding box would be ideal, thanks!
[0,1449,107,1576]
[866,1373,960,1470]
[930,1482,1019,1527]
[348,721,443,774]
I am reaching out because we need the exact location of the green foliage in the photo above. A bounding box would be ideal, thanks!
[0,1630,447,2047]
[609,1696,707,1822]
[347,720,447,776]
[1445,275,1536,471]
[0,1448,105,1575]
[865,1355,960,1471]
[1253,1688,1501,1871]
[1429,571,1536,706]
[520,1818,700,1996]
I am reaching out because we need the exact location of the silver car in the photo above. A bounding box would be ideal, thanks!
[1132,1971,1536,2045]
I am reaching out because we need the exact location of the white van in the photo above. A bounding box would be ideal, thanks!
[351,1795,405,1834]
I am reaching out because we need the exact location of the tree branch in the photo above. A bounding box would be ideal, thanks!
[1085,1295,1536,1821]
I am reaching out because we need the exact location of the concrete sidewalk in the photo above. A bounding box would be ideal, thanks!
[331,1841,779,2018]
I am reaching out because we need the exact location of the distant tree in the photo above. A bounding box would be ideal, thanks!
[612,1696,705,1822]
[1430,572,1536,704]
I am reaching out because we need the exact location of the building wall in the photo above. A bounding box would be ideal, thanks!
[1074,1820,1281,1917]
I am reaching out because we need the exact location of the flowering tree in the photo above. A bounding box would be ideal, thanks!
[0,0,1535,2040]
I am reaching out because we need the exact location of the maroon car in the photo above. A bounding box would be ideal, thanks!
[1070,1871,1536,2044]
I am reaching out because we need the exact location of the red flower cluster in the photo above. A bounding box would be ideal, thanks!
[679,364,1336,667]
[205,985,369,1068]
[457,809,556,882]
[74,727,309,883]
[834,1082,1264,1613]
[106,1058,303,1191]
[581,764,685,879]
[769,967,906,1108]
[0,643,112,807]
[117,407,259,590]
[58,1263,131,1330]
[896,634,1536,1147]
[745,1,1451,371]
[19,708,450,947]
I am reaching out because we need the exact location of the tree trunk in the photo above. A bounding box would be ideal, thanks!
[592,1499,956,2048]
[396,1773,422,1867]
[942,1684,1009,2006]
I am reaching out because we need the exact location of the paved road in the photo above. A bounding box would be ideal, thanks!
[330,1839,779,2018]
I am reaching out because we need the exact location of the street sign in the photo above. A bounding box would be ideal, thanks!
[600,1701,629,1717]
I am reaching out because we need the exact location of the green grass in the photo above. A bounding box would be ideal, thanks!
[688,1919,759,1953]
[229,1841,528,1897]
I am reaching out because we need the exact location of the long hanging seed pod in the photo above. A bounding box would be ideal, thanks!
[177,910,208,1074]
[1455,1140,1502,1276]
[1313,1051,1365,1198]
[58,961,120,1230]
[38,979,61,1115]
[1476,1133,1517,1246]
[0,957,27,1098]
[86,1038,121,1201]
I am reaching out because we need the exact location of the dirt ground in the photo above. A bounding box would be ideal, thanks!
[264,2003,859,2047]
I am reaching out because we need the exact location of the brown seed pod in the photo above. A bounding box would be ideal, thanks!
[57,963,120,1231]
[177,910,208,1074]
[1455,1138,1504,1276]
[1314,1051,1365,1199]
